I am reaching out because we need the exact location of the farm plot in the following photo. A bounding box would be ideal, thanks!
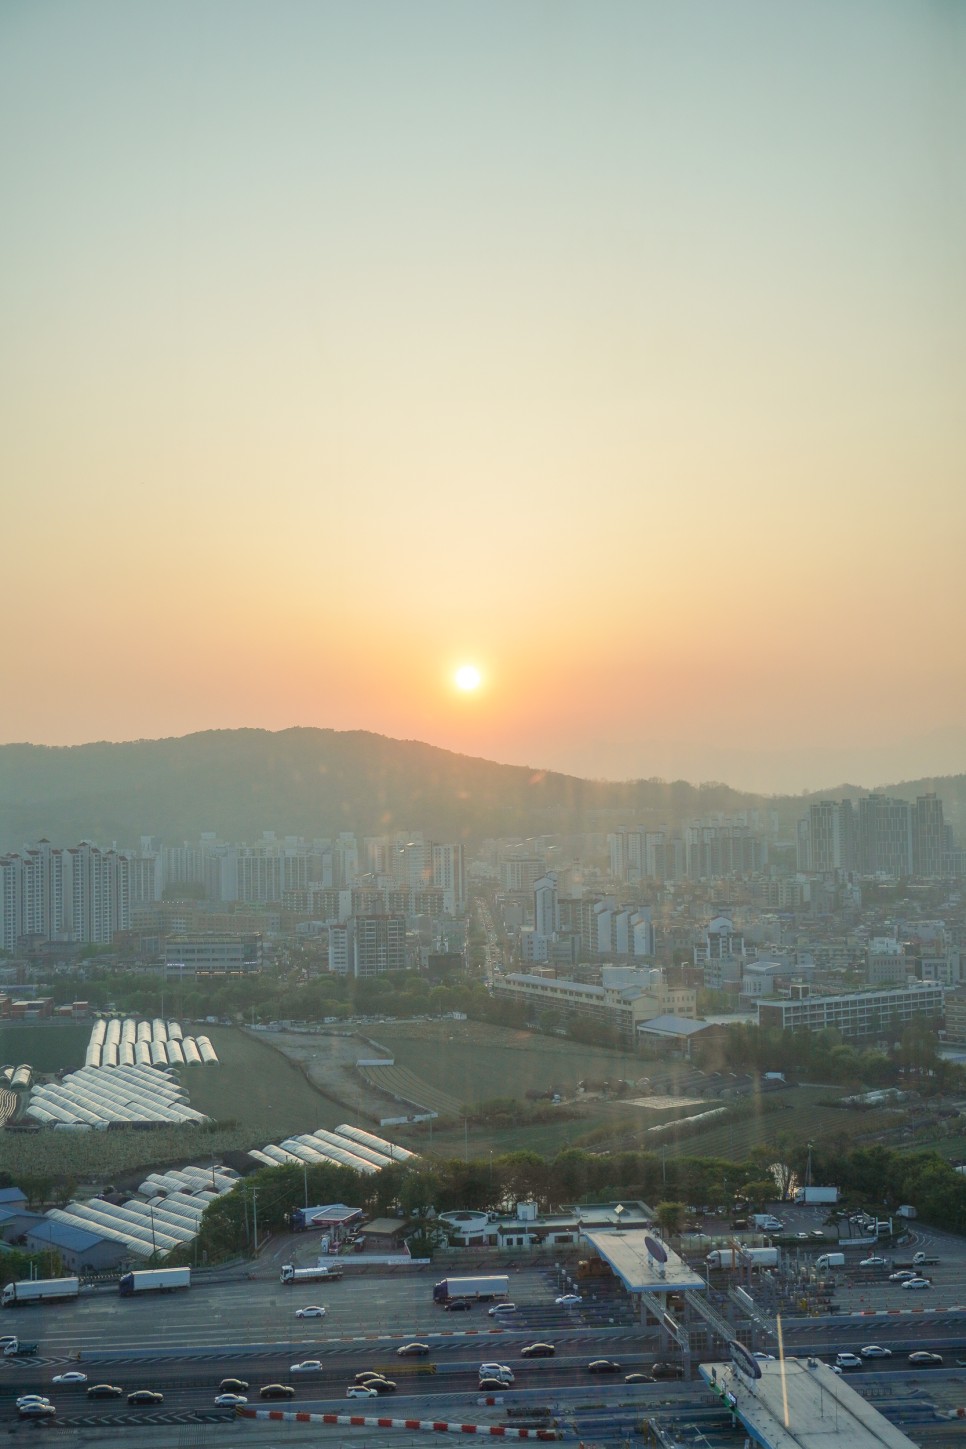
[358,1062,462,1117]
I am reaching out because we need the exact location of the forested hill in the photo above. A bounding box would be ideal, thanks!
[0,728,962,851]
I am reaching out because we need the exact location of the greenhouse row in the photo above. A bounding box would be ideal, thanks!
[26,1063,210,1126]
[84,1018,218,1069]
[48,1164,237,1260]
[248,1123,415,1175]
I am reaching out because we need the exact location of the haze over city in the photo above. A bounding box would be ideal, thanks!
[2,2,964,793]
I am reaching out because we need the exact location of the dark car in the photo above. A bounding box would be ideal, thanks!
[365,1378,397,1394]
[479,1377,511,1392]
[521,1343,556,1358]
[397,1342,430,1357]
[650,1363,685,1379]
[128,1390,164,1405]
[260,1384,296,1399]
[588,1359,622,1374]
[907,1352,943,1367]
[87,1384,123,1399]
[625,1373,655,1384]
[219,1378,249,1393]
[445,1297,473,1311]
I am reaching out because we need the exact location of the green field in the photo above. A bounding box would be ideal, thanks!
[0,1023,90,1074]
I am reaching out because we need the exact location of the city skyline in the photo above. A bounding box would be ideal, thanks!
[2,2,964,794]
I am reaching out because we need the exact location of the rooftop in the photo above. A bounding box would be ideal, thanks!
[582,1227,705,1293]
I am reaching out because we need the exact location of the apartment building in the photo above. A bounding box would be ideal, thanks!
[757,982,943,1038]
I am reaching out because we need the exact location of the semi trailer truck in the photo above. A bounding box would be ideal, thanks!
[705,1247,779,1270]
[1,1277,80,1308]
[433,1274,509,1304]
[119,1268,191,1295]
[279,1263,344,1284]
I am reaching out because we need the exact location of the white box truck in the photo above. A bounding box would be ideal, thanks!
[118,1268,191,1296]
[433,1274,509,1303]
[793,1187,839,1205]
[815,1253,845,1270]
[1,1277,80,1307]
[896,1205,917,1219]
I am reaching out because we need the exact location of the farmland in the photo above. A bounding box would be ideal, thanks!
[0,1023,90,1074]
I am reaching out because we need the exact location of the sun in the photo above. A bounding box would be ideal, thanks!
[454,664,482,692]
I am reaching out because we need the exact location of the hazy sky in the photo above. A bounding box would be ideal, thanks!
[3,1,964,794]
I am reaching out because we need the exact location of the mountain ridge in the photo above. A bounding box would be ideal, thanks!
[0,727,963,852]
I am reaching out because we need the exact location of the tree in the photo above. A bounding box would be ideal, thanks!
[654,1201,686,1237]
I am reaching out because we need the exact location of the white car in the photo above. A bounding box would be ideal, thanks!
[346,1385,378,1398]
[901,1278,930,1290]
[555,1293,582,1306]
[861,1346,892,1359]
[889,1270,916,1282]
[16,1396,51,1409]
[488,1302,517,1316]
[295,1305,326,1318]
[290,1360,323,1373]
[835,1353,863,1370]
[859,1256,886,1267]
[214,1392,248,1406]
[52,1371,88,1385]
[479,1363,514,1384]
[18,1403,56,1419]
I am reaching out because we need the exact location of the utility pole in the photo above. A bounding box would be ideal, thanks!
[251,1187,258,1253]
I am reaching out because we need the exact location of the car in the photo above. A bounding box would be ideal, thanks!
[901,1278,931,1290]
[488,1302,517,1316]
[889,1270,917,1282]
[479,1377,511,1392]
[831,1365,843,1376]
[86,1384,124,1399]
[796,1232,808,1239]
[625,1372,655,1383]
[397,1342,430,1356]
[354,1371,384,1384]
[860,1346,892,1359]
[291,1359,323,1372]
[214,1392,248,1406]
[52,1371,88,1385]
[859,1256,886,1267]
[128,1389,163,1405]
[811,1230,826,1238]
[521,1343,556,1358]
[754,1353,776,1361]
[479,1364,514,1383]
[364,1378,396,1393]
[651,1362,686,1379]
[588,1359,622,1374]
[908,1352,942,1366]
[346,1385,378,1398]
[295,1305,325,1318]
[219,1378,249,1392]
[16,1395,51,1409]
[445,1297,473,1311]
[18,1402,56,1419]
[835,1354,863,1370]
[260,1384,296,1399]
[555,1293,582,1306]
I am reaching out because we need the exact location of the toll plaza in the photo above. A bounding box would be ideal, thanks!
[698,1345,920,1449]
[581,1228,713,1376]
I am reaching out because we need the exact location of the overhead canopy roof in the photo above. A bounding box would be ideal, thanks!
[581,1227,705,1293]
[698,1357,920,1449]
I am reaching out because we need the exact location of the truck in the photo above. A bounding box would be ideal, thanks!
[894,1250,939,1269]
[432,1274,509,1304]
[119,1267,191,1296]
[2,1339,38,1356]
[896,1205,917,1219]
[815,1252,846,1270]
[1,1277,80,1308]
[705,1247,779,1270]
[279,1263,344,1285]
[794,1187,840,1205]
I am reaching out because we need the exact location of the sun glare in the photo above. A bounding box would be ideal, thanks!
[454,664,482,692]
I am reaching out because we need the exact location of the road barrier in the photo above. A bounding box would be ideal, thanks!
[238,1406,559,1438]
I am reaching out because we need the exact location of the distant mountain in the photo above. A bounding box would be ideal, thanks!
[0,729,963,851]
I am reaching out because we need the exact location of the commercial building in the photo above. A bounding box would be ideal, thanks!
[757,982,943,1038]
[163,933,262,977]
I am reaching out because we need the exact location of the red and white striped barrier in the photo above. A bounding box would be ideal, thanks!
[238,1407,559,1438]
